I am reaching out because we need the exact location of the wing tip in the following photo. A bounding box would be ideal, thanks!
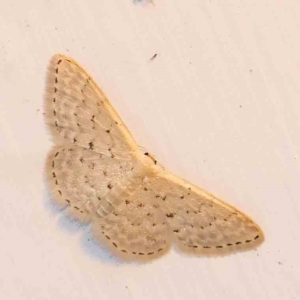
[173,225,265,258]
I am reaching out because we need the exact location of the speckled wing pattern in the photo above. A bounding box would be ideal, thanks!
[45,55,138,224]
[44,54,264,261]
[142,173,262,255]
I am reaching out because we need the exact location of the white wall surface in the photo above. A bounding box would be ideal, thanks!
[0,1,299,299]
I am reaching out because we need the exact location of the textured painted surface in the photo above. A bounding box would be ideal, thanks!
[0,0,300,299]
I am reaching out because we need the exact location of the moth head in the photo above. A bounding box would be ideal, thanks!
[136,147,158,168]
[144,152,157,165]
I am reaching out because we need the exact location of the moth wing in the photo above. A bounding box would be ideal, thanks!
[93,168,264,260]
[46,145,135,223]
[143,171,264,255]
[92,184,171,261]
[44,54,137,156]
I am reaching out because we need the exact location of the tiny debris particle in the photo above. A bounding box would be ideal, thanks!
[150,53,158,61]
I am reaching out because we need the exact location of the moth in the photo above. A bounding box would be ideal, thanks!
[44,54,264,261]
